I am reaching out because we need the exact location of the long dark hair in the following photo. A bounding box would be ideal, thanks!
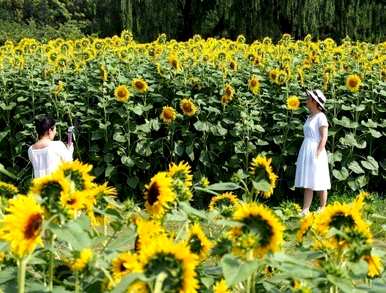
[35,116,56,138]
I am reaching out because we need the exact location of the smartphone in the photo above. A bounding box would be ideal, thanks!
[67,126,75,145]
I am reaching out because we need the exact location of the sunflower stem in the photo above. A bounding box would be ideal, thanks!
[153,272,167,293]
[75,271,80,293]
[17,257,27,293]
[48,233,55,292]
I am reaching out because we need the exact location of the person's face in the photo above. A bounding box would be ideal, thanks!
[306,96,315,111]
[48,126,56,140]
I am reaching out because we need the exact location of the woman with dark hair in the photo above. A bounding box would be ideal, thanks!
[28,116,73,178]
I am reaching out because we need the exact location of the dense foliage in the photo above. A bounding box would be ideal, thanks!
[0,33,384,202]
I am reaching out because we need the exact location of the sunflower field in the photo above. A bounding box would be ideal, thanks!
[0,32,385,292]
[0,159,385,293]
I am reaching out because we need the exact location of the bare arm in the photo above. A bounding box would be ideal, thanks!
[317,126,328,157]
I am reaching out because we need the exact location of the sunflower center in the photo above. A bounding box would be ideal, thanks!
[118,89,127,98]
[67,198,77,206]
[225,87,233,96]
[147,182,160,205]
[41,182,63,199]
[24,213,43,240]
[349,78,358,87]
[250,79,258,87]
[330,213,355,230]
[182,102,192,113]
[243,215,273,246]
[119,261,127,272]
[171,60,178,68]
[163,109,174,120]
[135,81,144,90]
[189,235,203,255]
[144,253,183,293]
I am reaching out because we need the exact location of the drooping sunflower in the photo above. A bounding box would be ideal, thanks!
[132,78,149,93]
[144,172,176,218]
[346,74,361,92]
[249,155,278,198]
[54,160,94,191]
[230,202,284,258]
[248,75,260,95]
[213,279,231,293]
[134,216,168,251]
[114,85,131,102]
[286,95,300,110]
[69,248,93,271]
[0,181,19,198]
[168,161,193,188]
[139,237,199,293]
[0,195,44,257]
[208,192,239,217]
[29,172,71,200]
[296,213,315,243]
[187,223,213,260]
[313,202,372,249]
[363,255,383,278]
[180,98,198,117]
[160,106,177,124]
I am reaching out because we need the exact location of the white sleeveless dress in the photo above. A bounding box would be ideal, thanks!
[28,141,73,178]
[295,112,331,191]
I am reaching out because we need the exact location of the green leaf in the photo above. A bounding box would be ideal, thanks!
[111,273,147,293]
[194,121,210,132]
[252,179,271,192]
[361,156,379,171]
[0,267,15,284]
[50,219,91,250]
[369,129,382,138]
[348,161,364,174]
[206,182,241,191]
[113,132,126,143]
[333,116,358,128]
[332,167,349,181]
[221,254,259,286]
[179,201,208,220]
[0,130,9,143]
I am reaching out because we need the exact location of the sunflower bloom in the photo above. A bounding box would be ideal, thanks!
[0,181,19,198]
[160,106,176,124]
[144,172,176,218]
[250,155,278,198]
[224,84,235,98]
[114,85,131,102]
[230,202,284,258]
[213,279,231,293]
[111,252,142,282]
[286,96,300,110]
[69,248,93,271]
[168,161,193,188]
[139,237,199,293]
[364,255,383,278]
[187,223,213,260]
[209,192,239,217]
[296,213,315,243]
[134,216,168,251]
[248,75,260,95]
[0,195,44,257]
[54,160,95,191]
[346,74,361,92]
[180,98,197,117]
[132,78,149,93]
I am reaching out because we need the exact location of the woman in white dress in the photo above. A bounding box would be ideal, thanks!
[295,90,331,216]
[28,116,73,178]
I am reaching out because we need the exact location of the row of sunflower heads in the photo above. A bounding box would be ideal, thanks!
[0,160,117,259]
[143,161,193,219]
[297,191,384,278]
[104,211,221,293]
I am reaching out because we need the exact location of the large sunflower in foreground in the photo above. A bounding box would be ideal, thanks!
[114,85,131,102]
[180,98,198,117]
[0,195,44,257]
[0,181,19,198]
[160,106,176,124]
[54,160,94,191]
[139,237,199,293]
[346,74,361,92]
[230,202,284,258]
[132,78,149,93]
[313,202,372,249]
[249,155,278,198]
[144,172,176,218]
[187,223,213,260]
[208,192,239,217]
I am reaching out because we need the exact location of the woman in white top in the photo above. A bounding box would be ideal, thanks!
[28,116,73,178]
[295,90,331,216]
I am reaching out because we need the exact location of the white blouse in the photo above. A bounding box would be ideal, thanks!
[28,141,73,178]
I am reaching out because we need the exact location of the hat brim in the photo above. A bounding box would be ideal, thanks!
[306,90,326,110]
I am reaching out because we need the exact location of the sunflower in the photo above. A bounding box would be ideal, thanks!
[187,223,213,260]
[213,279,231,293]
[268,68,279,83]
[180,98,198,117]
[296,213,315,243]
[54,160,94,191]
[144,172,176,218]
[0,181,19,198]
[0,195,44,257]
[248,75,260,95]
[230,202,284,258]
[60,190,87,219]
[112,252,142,281]
[134,216,168,251]
[168,161,193,188]
[363,255,383,278]
[168,54,182,71]
[249,155,278,198]
[69,248,93,271]
[346,74,361,92]
[313,202,372,249]
[160,106,177,124]
[199,177,209,187]
[208,192,239,217]
[139,237,199,293]
[286,95,300,110]
[132,78,149,93]
[114,85,130,102]
[229,59,238,71]
[224,84,235,98]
